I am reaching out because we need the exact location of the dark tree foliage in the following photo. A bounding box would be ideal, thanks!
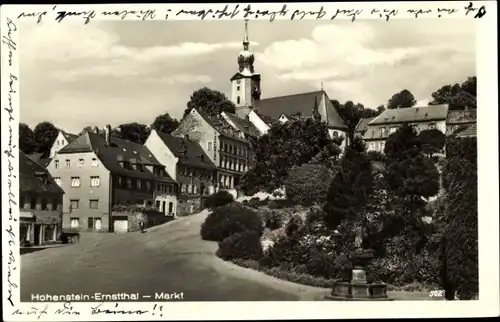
[79,126,105,135]
[331,100,381,142]
[216,230,264,261]
[383,123,440,280]
[430,76,477,110]
[284,164,332,206]
[151,112,180,134]
[19,123,36,154]
[184,87,236,117]
[418,129,446,156]
[33,121,59,157]
[240,118,332,194]
[323,136,373,229]
[387,89,417,109]
[440,137,478,300]
[205,190,234,209]
[115,122,151,144]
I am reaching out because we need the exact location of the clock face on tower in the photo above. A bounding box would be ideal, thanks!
[237,80,241,84]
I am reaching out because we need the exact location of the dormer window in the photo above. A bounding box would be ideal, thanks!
[54,160,59,169]
[122,148,127,152]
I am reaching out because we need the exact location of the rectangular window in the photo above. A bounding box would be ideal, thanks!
[237,96,241,104]
[224,144,228,152]
[52,199,58,211]
[70,199,79,209]
[380,127,386,137]
[237,86,240,91]
[89,199,99,209]
[117,176,122,188]
[208,142,213,151]
[90,176,100,187]
[137,179,142,190]
[54,177,62,186]
[30,197,37,210]
[369,143,375,151]
[390,127,397,134]
[126,178,132,188]
[155,200,161,209]
[70,217,79,229]
[78,158,84,167]
[65,159,71,168]
[92,158,98,167]
[380,141,385,151]
[54,160,59,168]
[193,185,197,194]
[71,177,80,187]
[146,181,151,191]
[88,217,94,229]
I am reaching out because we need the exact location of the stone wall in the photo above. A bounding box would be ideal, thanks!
[111,211,174,232]
[177,196,208,216]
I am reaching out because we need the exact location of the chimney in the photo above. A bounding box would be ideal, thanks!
[105,124,111,145]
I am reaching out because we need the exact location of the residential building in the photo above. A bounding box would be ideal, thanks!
[27,152,52,168]
[446,108,477,136]
[227,21,349,149]
[49,130,78,158]
[19,151,64,246]
[46,125,177,232]
[456,123,477,138]
[145,130,218,214]
[354,117,376,138]
[363,104,449,153]
[173,108,254,195]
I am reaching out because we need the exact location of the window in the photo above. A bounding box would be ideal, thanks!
[70,217,79,229]
[389,127,397,134]
[92,158,98,167]
[30,197,37,209]
[224,144,228,152]
[237,96,241,104]
[155,200,161,209]
[54,160,59,168]
[168,202,174,214]
[54,177,62,186]
[126,178,132,188]
[70,199,79,209]
[89,199,99,209]
[208,142,213,151]
[117,176,122,188]
[90,176,100,187]
[71,177,80,187]
[88,217,94,229]
[41,198,48,210]
[369,143,375,151]
[65,159,71,168]
[78,158,84,167]
[236,86,240,91]
[94,218,102,230]
[380,141,385,151]
[380,127,386,137]
[146,181,151,191]
[51,199,59,211]
[193,185,197,195]
[229,145,233,154]
[137,179,142,190]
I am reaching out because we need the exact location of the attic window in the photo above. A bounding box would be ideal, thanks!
[122,148,127,152]
[133,151,138,155]
[424,113,429,118]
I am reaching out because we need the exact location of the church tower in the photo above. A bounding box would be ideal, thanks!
[230,20,261,119]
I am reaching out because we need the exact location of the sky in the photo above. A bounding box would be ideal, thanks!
[20,19,476,134]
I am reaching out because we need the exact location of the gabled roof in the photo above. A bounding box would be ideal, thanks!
[155,131,217,170]
[195,108,248,142]
[57,132,175,183]
[355,117,376,134]
[456,124,477,138]
[39,158,52,168]
[27,152,43,162]
[253,90,347,130]
[446,109,477,125]
[61,130,78,143]
[222,112,261,138]
[20,152,64,195]
[369,105,449,125]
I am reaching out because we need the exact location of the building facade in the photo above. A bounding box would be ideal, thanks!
[49,130,78,158]
[363,105,449,153]
[47,126,177,232]
[19,152,64,246]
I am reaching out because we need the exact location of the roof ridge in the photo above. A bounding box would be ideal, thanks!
[259,90,324,101]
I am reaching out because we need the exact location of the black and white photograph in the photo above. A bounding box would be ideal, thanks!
[2,2,498,321]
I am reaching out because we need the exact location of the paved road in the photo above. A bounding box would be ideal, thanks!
[21,211,328,302]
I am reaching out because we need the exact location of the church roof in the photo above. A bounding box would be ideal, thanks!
[223,112,261,138]
[20,152,64,195]
[155,131,217,170]
[254,90,347,130]
[369,104,449,125]
[57,132,175,183]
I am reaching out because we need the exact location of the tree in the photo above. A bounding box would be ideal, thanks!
[387,89,416,109]
[115,123,151,144]
[33,122,59,157]
[79,126,105,135]
[332,100,381,142]
[384,123,440,281]
[151,112,180,134]
[441,137,478,300]
[430,76,477,110]
[19,123,37,154]
[240,118,332,194]
[376,105,386,114]
[418,129,446,157]
[308,139,343,171]
[184,87,236,117]
[323,136,373,229]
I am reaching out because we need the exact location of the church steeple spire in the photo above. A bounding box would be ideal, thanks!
[243,19,249,50]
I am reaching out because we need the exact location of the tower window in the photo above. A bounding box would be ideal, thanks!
[237,86,240,91]
[237,96,241,104]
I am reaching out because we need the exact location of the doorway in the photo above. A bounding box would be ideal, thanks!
[33,225,41,246]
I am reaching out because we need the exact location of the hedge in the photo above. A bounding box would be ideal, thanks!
[216,230,264,261]
[204,190,234,209]
[284,164,332,206]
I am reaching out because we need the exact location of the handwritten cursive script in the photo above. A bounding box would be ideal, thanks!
[91,302,149,315]
[54,302,81,315]
[2,18,17,66]
[12,306,49,320]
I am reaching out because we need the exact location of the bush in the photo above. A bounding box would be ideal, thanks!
[205,190,234,209]
[285,164,332,206]
[285,214,304,238]
[268,199,295,209]
[260,209,284,230]
[216,230,264,261]
[200,203,263,242]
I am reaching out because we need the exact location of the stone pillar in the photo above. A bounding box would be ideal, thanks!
[53,225,57,241]
[40,225,45,245]
[26,224,31,242]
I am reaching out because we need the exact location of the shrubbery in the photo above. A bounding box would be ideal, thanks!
[204,190,234,209]
[284,164,332,206]
[260,208,284,230]
[216,230,264,261]
[200,203,263,242]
